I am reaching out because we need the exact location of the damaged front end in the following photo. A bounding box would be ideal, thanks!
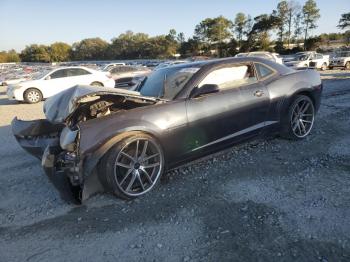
[12,117,83,203]
[12,85,158,204]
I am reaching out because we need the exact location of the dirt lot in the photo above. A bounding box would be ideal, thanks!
[0,70,349,262]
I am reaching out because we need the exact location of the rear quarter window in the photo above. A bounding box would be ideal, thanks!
[255,63,275,79]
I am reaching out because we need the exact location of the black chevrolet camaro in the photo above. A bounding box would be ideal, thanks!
[12,57,322,203]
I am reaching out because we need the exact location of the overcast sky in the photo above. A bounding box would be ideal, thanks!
[0,0,348,51]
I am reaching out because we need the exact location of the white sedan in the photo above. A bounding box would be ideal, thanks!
[6,66,115,103]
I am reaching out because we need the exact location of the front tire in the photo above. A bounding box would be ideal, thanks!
[98,133,164,200]
[24,88,43,104]
[281,95,315,140]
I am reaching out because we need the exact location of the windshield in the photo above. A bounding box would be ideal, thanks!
[31,70,51,80]
[296,54,309,61]
[138,66,200,100]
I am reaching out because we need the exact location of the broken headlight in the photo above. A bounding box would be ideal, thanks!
[60,127,79,151]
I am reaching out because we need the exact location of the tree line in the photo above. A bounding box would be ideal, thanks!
[1,0,349,63]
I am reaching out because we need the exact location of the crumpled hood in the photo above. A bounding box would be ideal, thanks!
[44,85,154,124]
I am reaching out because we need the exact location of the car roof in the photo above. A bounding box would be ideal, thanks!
[51,66,94,71]
[163,56,269,68]
[161,56,292,76]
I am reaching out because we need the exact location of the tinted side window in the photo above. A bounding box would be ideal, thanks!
[50,69,68,79]
[316,54,323,59]
[121,66,134,72]
[255,63,274,79]
[67,68,90,77]
[199,64,257,91]
[111,67,122,73]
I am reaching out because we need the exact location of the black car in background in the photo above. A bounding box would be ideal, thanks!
[12,57,322,203]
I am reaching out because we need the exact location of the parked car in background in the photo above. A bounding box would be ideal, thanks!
[284,52,329,70]
[329,51,350,70]
[235,52,283,64]
[6,66,115,103]
[108,65,152,87]
[102,63,126,72]
[12,57,322,203]
[153,60,189,70]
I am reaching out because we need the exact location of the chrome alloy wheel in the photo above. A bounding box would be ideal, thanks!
[27,90,41,103]
[113,138,163,197]
[290,98,315,138]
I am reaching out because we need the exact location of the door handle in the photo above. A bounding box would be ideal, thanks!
[254,90,264,97]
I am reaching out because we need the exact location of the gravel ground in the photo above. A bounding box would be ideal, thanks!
[0,69,349,262]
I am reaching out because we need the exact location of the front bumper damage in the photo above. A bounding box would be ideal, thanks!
[12,117,98,204]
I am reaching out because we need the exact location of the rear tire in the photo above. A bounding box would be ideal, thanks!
[91,81,104,87]
[280,95,315,140]
[24,88,43,104]
[321,63,327,71]
[98,132,164,200]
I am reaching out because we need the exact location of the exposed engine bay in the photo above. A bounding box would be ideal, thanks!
[68,94,156,127]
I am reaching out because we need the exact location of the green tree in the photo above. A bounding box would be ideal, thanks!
[195,16,233,56]
[285,1,301,48]
[293,11,303,44]
[0,52,7,63]
[49,42,71,62]
[275,1,289,42]
[234,12,248,48]
[338,12,350,30]
[304,36,321,50]
[302,0,320,48]
[108,31,150,59]
[0,50,20,63]
[177,32,185,43]
[195,16,233,44]
[166,29,177,41]
[5,50,20,62]
[248,14,279,50]
[71,37,108,60]
[179,37,203,57]
[20,44,50,62]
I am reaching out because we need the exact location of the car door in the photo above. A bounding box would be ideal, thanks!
[66,68,92,86]
[42,69,69,97]
[185,63,270,155]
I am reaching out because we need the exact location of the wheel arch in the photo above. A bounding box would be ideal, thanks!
[279,88,316,123]
[82,129,166,179]
[23,87,43,100]
[90,81,104,86]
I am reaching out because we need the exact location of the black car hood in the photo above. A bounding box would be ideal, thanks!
[44,85,157,124]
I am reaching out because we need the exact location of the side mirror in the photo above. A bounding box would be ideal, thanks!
[190,84,219,98]
[45,75,51,80]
